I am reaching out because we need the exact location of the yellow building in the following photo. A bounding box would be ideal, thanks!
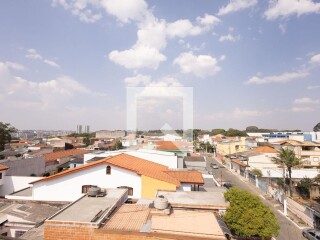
[216,137,248,156]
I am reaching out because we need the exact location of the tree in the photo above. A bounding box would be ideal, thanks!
[272,148,300,197]
[0,122,17,151]
[246,126,259,132]
[251,168,262,177]
[296,177,312,199]
[225,128,247,137]
[314,122,320,132]
[224,188,279,239]
[211,128,226,136]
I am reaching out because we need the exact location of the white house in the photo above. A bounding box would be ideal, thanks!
[8,154,203,202]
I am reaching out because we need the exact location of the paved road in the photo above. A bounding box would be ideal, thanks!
[207,157,306,240]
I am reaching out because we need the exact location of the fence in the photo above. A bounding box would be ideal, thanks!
[287,197,314,227]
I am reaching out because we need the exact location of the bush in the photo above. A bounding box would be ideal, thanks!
[224,188,279,239]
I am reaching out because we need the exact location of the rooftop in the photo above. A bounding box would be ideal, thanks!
[156,190,229,209]
[253,146,279,153]
[104,204,150,231]
[0,164,9,171]
[50,188,127,223]
[151,209,225,239]
[43,149,91,162]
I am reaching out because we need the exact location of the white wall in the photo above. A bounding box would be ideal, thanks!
[84,150,178,169]
[0,176,43,196]
[248,154,278,169]
[32,164,141,202]
[179,183,192,191]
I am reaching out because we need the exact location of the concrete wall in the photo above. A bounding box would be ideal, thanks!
[0,176,43,196]
[248,154,278,169]
[141,175,176,199]
[32,165,141,201]
[287,197,314,227]
[0,157,45,176]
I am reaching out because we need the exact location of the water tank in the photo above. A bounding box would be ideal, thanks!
[154,195,169,210]
[88,187,101,197]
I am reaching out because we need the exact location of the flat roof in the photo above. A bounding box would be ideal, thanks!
[50,188,127,223]
[10,187,32,197]
[104,204,150,231]
[157,190,229,209]
[151,209,226,239]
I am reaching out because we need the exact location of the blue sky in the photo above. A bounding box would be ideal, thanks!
[1,0,320,131]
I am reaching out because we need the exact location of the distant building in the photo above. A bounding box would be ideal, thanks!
[84,125,90,133]
[95,130,126,139]
[76,125,82,134]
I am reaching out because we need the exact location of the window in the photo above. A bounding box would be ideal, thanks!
[117,186,133,196]
[82,185,93,193]
[106,166,111,175]
[15,231,26,238]
[0,173,2,179]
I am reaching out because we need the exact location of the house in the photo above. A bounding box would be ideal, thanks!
[145,141,193,157]
[13,154,204,202]
[273,140,320,168]
[216,137,248,156]
[43,190,227,240]
[0,200,64,239]
[95,130,126,139]
[42,149,91,173]
[183,156,207,172]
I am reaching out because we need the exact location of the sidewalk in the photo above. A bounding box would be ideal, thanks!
[208,156,309,229]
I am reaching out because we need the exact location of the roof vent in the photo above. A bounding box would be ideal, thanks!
[154,195,169,210]
[88,187,101,197]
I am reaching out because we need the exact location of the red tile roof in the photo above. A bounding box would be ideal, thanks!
[253,146,279,154]
[165,170,204,184]
[155,141,190,151]
[0,164,9,171]
[31,154,203,187]
[43,149,91,162]
[231,159,248,167]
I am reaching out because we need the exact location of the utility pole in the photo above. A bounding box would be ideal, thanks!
[282,163,287,216]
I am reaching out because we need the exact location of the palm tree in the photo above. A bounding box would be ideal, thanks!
[273,148,300,197]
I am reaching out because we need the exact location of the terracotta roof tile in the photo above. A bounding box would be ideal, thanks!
[231,159,248,167]
[43,149,91,162]
[31,154,202,187]
[106,154,180,186]
[0,164,9,171]
[104,204,150,231]
[253,146,279,154]
[155,141,190,151]
[164,170,204,184]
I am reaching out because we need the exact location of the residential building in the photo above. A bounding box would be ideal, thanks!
[216,137,248,156]
[95,130,126,139]
[76,124,82,134]
[43,189,227,240]
[11,154,203,202]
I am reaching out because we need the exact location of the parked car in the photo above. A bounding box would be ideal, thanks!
[223,183,233,189]
[211,163,219,169]
[302,228,320,240]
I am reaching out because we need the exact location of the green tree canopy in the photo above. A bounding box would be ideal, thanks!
[224,188,279,239]
[314,122,320,132]
[272,148,300,196]
[225,128,247,137]
[0,122,17,151]
[210,128,226,136]
[245,126,259,132]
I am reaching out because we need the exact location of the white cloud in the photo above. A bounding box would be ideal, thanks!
[100,0,148,23]
[279,23,287,34]
[219,34,240,42]
[25,48,60,68]
[167,14,220,38]
[310,54,320,65]
[220,55,226,61]
[173,52,221,78]
[293,97,320,105]
[264,0,320,20]
[217,0,257,16]
[44,59,60,68]
[291,107,315,112]
[109,46,166,69]
[124,74,151,87]
[245,71,309,84]
[51,0,102,23]
[26,48,43,60]
[2,62,26,71]
[233,107,263,118]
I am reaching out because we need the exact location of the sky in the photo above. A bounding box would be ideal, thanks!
[1,0,320,132]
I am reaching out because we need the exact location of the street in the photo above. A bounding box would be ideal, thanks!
[207,157,306,240]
